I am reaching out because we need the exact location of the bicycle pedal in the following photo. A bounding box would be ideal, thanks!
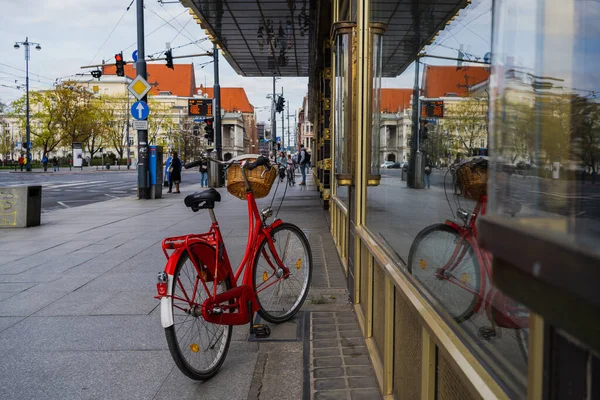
[252,324,271,338]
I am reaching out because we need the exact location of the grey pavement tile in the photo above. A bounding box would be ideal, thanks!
[349,388,382,400]
[313,348,341,358]
[314,367,345,378]
[341,338,365,348]
[344,355,370,366]
[0,316,23,333]
[0,282,37,292]
[313,339,339,349]
[33,289,117,316]
[0,315,166,351]
[314,378,347,391]
[80,271,156,292]
[154,341,258,400]
[27,274,97,292]
[314,357,343,368]
[342,347,368,357]
[0,290,69,317]
[345,366,374,377]
[0,292,15,302]
[0,269,62,283]
[315,391,350,400]
[91,291,158,315]
[348,376,378,389]
[0,349,170,400]
[260,347,303,399]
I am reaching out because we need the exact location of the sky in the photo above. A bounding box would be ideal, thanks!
[0,0,492,139]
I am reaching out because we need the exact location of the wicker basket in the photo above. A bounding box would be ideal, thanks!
[457,163,488,200]
[226,159,278,200]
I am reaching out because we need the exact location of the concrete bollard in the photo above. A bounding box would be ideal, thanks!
[0,186,42,228]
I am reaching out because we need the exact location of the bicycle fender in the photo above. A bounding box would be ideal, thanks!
[161,273,174,328]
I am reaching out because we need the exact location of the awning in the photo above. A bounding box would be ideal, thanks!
[186,0,469,78]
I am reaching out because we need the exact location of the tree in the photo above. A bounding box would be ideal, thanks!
[570,96,600,172]
[0,101,10,159]
[88,95,128,159]
[9,92,62,157]
[507,102,535,163]
[52,81,97,146]
[442,97,488,157]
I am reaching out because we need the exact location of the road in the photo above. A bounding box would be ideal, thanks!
[0,168,200,213]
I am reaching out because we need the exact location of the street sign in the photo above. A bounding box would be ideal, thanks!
[188,98,213,117]
[193,117,206,123]
[132,50,138,62]
[484,52,491,64]
[133,120,149,130]
[131,101,150,120]
[127,75,152,100]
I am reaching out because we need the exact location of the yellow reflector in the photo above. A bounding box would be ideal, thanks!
[190,343,199,353]
[263,271,268,282]
[296,258,302,270]
[419,259,427,270]
[199,270,207,280]
[461,273,469,284]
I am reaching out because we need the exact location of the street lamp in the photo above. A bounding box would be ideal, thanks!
[14,37,42,172]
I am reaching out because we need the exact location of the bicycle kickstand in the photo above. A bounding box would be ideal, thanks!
[248,301,271,339]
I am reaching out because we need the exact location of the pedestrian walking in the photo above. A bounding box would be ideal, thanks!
[298,145,310,186]
[287,154,295,186]
[42,154,48,172]
[424,160,432,189]
[165,151,173,187]
[200,159,209,188]
[52,156,59,172]
[168,151,182,194]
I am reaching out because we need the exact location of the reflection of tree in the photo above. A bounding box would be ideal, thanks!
[442,98,487,156]
[421,124,450,165]
[0,102,10,158]
[571,96,600,172]
[506,102,535,163]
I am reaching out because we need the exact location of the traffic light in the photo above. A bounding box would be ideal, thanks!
[193,125,199,136]
[275,96,285,113]
[165,50,174,69]
[115,52,125,77]
[91,70,102,80]
[204,118,214,142]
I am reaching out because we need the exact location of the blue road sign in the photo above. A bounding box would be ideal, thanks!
[132,50,138,63]
[484,52,491,64]
[131,101,150,120]
[193,117,206,123]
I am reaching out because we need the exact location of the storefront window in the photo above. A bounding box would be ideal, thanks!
[365,1,530,397]
[333,24,354,205]
[369,25,384,180]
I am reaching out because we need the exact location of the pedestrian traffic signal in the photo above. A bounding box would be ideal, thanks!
[115,52,125,77]
[276,96,285,113]
[165,50,174,69]
[91,70,102,80]
[193,125,199,136]
[204,118,214,142]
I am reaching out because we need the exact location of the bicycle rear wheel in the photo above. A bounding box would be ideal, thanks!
[165,248,233,380]
[408,224,481,323]
[252,223,312,323]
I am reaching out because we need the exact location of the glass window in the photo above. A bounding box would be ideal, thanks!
[333,25,353,205]
[366,0,529,396]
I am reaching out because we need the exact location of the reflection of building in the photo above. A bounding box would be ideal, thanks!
[379,88,413,163]
[298,96,313,151]
[256,122,269,155]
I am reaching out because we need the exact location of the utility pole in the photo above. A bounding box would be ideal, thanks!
[408,56,423,189]
[136,0,149,199]
[287,104,290,152]
[13,37,41,172]
[271,77,276,155]
[213,42,223,186]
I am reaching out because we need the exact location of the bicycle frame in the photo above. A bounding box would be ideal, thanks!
[157,163,290,328]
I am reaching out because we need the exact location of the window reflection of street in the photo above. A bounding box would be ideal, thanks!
[366,166,528,389]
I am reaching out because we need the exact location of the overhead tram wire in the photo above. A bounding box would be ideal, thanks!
[157,2,210,53]
[0,63,56,83]
[144,6,209,53]
[428,5,491,53]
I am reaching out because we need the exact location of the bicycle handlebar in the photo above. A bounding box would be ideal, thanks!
[246,156,270,171]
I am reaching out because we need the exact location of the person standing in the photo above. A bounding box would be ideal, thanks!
[299,145,308,185]
[200,159,209,188]
[18,155,24,171]
[424,160,432,189]
[165,151,173,188]
[42,154,48,172]
[168,151,182,194]
[52,156,58,172]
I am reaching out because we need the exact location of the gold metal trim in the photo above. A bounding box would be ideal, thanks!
[383,276,394,395]
[354,225,510,399]
[331,21,356,39]
[336,173,353,186]
[324,158,332,170]
[323,189,331,200]
[421,328,436,400]
[527,313,544,400]
[324,128,331,140]
[367,174,381,186]
[364,334,385,393]
[331,195,349,215]
[324,67,332,79]
[369,22,388,36]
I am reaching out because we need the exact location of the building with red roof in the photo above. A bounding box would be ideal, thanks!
[421,65,490,98]
[102,63,197,97]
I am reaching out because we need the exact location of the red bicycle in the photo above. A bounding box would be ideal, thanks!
[155,155,313,380]
[408,158,529,360]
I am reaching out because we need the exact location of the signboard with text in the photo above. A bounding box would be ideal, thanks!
[188,99,214,117]
[420,100,444,118]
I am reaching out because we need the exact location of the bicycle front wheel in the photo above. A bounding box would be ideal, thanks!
[165,248,233,380]
[408,224,481,323]
[252,223,312,323]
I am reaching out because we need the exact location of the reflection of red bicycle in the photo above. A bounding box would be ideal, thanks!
[408,158,529,359]
[155,156,312,380]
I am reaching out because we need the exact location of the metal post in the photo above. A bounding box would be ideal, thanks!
[214,42,223,186]
[136,0,149,199]
[286,100,290,152]
[281,87,284,153]
[408,56,423,189]
[25,38,31,172]
[272,77,277,155]
[126,90,130,169]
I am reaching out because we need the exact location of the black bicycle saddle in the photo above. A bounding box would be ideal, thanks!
[184,188,221,211]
